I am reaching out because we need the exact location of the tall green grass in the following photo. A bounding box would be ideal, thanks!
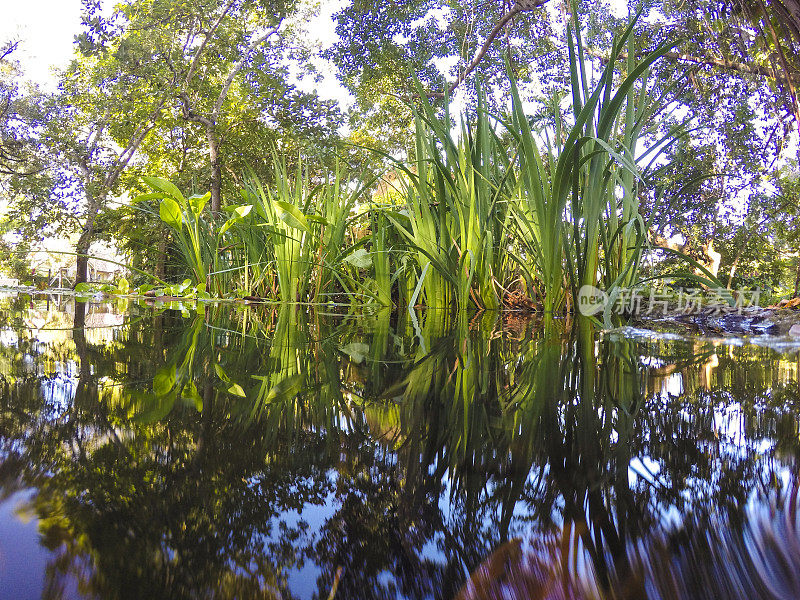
[383,85,515,311]
[142,157,380,304]
[137,6,685,316]
[507,2,677,314]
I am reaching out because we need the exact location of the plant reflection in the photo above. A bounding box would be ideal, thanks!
[0,296,798,599]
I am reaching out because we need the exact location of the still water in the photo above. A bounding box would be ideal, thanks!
[0,292,799,599]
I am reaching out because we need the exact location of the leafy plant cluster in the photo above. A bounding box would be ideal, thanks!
[137,5,716,321]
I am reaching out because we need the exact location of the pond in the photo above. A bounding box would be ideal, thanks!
[0,292,799,599]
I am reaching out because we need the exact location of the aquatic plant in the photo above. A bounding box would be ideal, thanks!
[139,176,215,291]
[140,157,379,303]
[506,3,679,315]
[383,85,514,311]
[133,5,691,316]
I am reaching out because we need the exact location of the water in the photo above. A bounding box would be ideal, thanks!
[0,292,798,599]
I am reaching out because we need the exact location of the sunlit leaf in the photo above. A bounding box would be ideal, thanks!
[228,383,247,397]
[153,366,175,396]
[187,192,211,215]
[131,192,166,204]
[234,204,253,218]
[343,248,372,269]
[181,381,203,412]
[143,176,186,204]
[274,200,310,233]
[214,363,231,384]
[159,198,182,229]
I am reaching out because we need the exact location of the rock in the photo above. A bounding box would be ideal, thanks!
[631,297,800,337]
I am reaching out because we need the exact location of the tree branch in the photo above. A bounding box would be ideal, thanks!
[429,0,551,98]
[182,0,238,91]
[212,23,282,118]
[592,49,799,84]
[0,40,19,63]
[178,91,213,127]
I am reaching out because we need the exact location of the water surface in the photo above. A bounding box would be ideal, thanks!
[0,293,798,599]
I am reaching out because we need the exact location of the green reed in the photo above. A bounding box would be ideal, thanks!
[506,2,677,315]
[137,6,683,314]
[383,85,514,311]
[143,154,382,303]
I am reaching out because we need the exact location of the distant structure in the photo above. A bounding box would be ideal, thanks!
[27,240,127,289]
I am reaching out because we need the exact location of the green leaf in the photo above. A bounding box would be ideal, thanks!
[233,204,253,219]
[253,373,303,405]
[214,363,231,383]
[188,192,211,215]
[131,392,176,424]
[153,366,176,396]
[219,204,254,236]
[228,383,247,397]
[339,341,370,364]
[305,214,330,226]
[131,192,167,204]
[343,248,372,269]
[219,218,237,237]
[180,381,203,412]
[274,200,310,233]
[159,198,183,229]
[74,282,92,293]
[143,176,185,204]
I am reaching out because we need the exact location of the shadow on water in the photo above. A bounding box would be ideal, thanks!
[0,293,799,599]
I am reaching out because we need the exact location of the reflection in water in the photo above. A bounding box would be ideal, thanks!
[0,293,798,599]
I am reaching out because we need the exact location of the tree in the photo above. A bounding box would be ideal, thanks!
[1,42,32,180]
[104,0,344,279]
[7,0,343,286]
[325,0,559,155]
[0,42,47,278]
[618,1,800,291]
[327,0,800,293]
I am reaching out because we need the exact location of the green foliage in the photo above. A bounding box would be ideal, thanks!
[380,83,514,310]
[138,156,378,303]
[141,176,211,286]
[326,0,557,156]
[128,7,698,316]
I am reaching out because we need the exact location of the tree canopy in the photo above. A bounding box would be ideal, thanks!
[0,0,799,298]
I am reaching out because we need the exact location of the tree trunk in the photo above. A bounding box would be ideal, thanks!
[74,237,91,286]
[155,235,167,281]
[794,255,800,297]
[74,193,103,286]
[206,125,222,213]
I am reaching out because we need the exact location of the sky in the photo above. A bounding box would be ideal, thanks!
[1,0,630,91]
[0,0,84,89]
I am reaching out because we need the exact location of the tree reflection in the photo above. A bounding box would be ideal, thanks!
[0,297,798,599]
